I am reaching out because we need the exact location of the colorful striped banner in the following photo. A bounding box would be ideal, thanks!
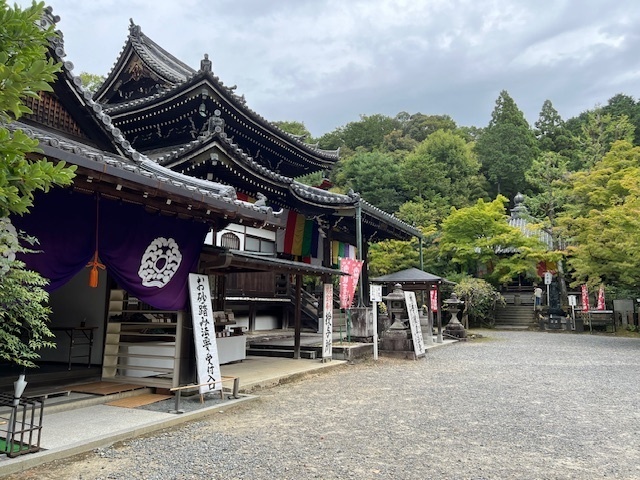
[331,240,357,266]
[279,211,323,262]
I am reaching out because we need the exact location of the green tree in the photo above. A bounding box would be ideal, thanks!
[0,0,76,366]
[534,99,576,159]
[380,129,418,153]
[333,150,406,212]
[439,196,549,285]
[601,93,640,145]
[0,224,55,368]
[400,129,485,216]
[399,112,457,143]
[573,109,634,170]
[367,237,421,277]
[397,198,450,229]
[476,90,538,199]
[272,120,314,141]
[453,276,505,328]
[328,114,399,151]
[525,151,571,301]
[79,72,104,94]
[559,141,640,290]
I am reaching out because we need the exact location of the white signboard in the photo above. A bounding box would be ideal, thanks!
[568,295,577,307]
[322,283,333,359]
[188,273,222,394]
[404,291,425,357]
[544,271,553,285]
[370,284,383,303]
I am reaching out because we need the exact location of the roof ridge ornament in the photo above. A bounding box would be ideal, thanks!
[129,18,142,37]
[255,193,283,216]
[200,53,212,73]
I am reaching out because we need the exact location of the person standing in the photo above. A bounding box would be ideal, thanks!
[534,284,543,310]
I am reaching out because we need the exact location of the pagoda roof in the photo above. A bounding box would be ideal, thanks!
[93,19,195,102]
[145,117,421,241]
[10,8,284,230]
[92,22,339,178]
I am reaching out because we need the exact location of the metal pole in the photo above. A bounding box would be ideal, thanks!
[373,300,379,360]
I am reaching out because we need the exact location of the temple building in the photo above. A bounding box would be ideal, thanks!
[3,8,421,391]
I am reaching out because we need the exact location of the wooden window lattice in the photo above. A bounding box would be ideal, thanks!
[23,92,87,139]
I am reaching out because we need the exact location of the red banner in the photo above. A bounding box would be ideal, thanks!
[430,288,438,312]
[581,284,590,312]
[597,285,605,310]
[339,258,364,309]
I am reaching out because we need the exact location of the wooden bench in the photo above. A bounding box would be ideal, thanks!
[168,376,239,414]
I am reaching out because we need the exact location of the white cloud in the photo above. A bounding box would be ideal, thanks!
[13,0,640,135]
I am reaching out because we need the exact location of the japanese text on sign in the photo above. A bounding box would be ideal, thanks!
[322,283,333,359]
[404,291,425,357]
[188,274,222,394]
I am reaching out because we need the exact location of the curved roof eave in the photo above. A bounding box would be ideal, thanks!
[40,7,149,162]
[96,38,338,163]
[151,127,421,239]
[8,121,284,226]
[93,20,195,101]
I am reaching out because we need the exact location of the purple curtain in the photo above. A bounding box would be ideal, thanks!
[99,199,208,310]
[14,191,209,310]
[13,189,96,291]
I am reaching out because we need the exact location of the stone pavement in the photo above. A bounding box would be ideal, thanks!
[0,337,454,477]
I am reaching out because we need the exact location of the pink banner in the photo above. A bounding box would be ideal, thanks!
[597,285,605,310]
[581,284,590,312]
[430,288,438,312]
[339,258,364,309]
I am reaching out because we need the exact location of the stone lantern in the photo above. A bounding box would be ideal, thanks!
[380,283,420,358]
[443,292,467,339]
[383,283,408,330]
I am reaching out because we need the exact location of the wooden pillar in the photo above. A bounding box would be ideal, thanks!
[361,240,370,306]
[294,274,302,359]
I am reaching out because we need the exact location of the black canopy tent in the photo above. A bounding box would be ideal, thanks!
[371,268,454,343]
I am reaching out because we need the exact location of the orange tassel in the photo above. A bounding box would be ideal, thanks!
[86,251,105,288]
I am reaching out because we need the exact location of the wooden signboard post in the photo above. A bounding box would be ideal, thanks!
[404,291,425,358]
[322,283,333,361]
[188,273,222,394]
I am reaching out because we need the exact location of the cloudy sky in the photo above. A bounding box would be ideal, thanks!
[22,0,640,137]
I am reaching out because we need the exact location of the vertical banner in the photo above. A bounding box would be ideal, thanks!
[339,258,364,309]
[430,288,438,312]
[597,285,606,310]
[581,284,590,312]
[404,291,425,357]
[322,283,333,360]
[188,274,222,394]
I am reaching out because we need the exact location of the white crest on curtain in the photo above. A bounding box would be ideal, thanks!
[138,237,182,288]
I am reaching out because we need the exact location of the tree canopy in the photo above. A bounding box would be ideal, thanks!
[439,196,549,285]
[559,141,640,290]
[476,90,538,200]
[0,0,76,366]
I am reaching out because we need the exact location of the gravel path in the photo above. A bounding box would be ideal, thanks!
[8,331,640,479]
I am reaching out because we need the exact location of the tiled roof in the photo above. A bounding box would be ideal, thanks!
[94,22,339,162]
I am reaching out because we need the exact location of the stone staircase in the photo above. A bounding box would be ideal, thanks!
[494,291,537,329]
